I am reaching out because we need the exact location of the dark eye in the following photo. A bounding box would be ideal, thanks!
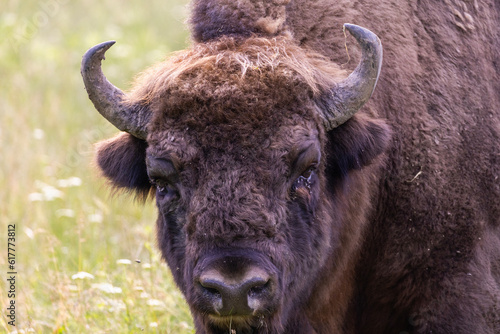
[291,165,317,194]
[300,166,315,179]
[151,178,178,199]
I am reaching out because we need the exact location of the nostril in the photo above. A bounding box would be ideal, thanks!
[203,286,221,297]
[248,279,270,297]
[198,279,223,297]
[198,279,224,311]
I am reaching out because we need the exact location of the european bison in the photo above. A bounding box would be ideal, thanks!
[81,0,500,333]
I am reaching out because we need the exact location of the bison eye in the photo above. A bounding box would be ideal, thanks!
[151,178,178,200]
[300,166,315,179]
[291,166,317,194]
[146,157,180,203]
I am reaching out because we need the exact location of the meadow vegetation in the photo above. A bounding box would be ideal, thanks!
[0,0,194,332]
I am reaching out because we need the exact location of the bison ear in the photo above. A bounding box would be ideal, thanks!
[325,114,391,178]
[95,132,152,199]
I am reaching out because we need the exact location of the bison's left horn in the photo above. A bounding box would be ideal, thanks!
[317,24,383,131]
[81,41,150,140]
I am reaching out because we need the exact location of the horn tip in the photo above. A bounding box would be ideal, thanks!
[343,23,380,44]
[82,41,117,66]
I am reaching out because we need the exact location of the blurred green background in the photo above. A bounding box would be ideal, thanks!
[0,0,194,332]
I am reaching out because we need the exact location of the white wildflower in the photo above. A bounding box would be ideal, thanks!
[71,272,95,280]
[42,186,63,201]
[24,227,35,239]
[28,192,44,202]
[34,181,64,201]
[116,259,132,265]
[88,213,103,223]
[56,209,75,218]
[92,283,122,294]
[33,128,45,140]
[146,299,165,307]
[149,322,158,328]
[57,177,82,188]
[140,292,151,299]
[141,263,152,269]
[67,284,79,291]
[107,299,126,312]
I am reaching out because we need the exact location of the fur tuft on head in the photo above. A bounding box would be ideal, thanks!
[124,36,347,111]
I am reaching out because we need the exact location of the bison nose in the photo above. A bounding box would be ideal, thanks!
[198,268,272,316]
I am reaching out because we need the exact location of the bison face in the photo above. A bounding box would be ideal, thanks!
[84,26,388,333]
[142,56,331,332]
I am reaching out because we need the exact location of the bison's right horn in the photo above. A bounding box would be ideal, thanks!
[317,24,383,131]
[81,41,150,140]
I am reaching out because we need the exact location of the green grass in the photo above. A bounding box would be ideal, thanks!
[0,1,194,332]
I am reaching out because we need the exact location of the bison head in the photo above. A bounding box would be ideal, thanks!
[82,23,389,333]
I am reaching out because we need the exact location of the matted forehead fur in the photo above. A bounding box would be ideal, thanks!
[124,35,347,154]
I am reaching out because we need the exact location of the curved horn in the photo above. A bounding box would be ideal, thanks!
[81,41,150,140]
[317,24,383,131]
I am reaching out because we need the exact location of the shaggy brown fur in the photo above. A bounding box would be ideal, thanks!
[285,0,500,333]
[189,0,291,41]
[93,0,500,333]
